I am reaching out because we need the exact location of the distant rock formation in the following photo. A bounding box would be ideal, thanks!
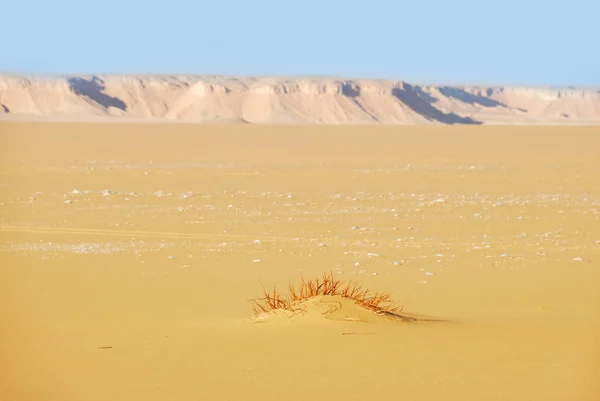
[1,74,599,124]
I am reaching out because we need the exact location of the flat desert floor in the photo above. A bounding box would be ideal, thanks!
[1,123,599,401]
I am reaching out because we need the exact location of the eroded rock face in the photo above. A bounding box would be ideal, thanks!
[1,74,599,124]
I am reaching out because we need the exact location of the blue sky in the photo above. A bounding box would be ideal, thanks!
[2,0,597,85]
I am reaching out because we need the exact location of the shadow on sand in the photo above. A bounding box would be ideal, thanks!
[392,84,482,125]
[438,86,507,108]
[68,76,127,111]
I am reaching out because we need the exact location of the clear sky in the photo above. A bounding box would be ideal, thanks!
[2,0,598,85]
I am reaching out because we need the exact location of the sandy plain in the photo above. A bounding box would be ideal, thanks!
[1,123,599,401]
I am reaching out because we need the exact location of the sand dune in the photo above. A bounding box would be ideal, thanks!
[1,75,599,124]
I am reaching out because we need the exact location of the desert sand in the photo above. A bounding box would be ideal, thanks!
[1,122,599,401]
[2,75,600,125]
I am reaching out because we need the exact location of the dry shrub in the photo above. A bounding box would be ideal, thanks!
[251,271,402,317]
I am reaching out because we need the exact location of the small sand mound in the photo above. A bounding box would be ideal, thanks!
[250,272,426,324]
[252,295,419,325]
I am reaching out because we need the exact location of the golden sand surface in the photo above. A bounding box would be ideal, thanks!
[1,123,599,401]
